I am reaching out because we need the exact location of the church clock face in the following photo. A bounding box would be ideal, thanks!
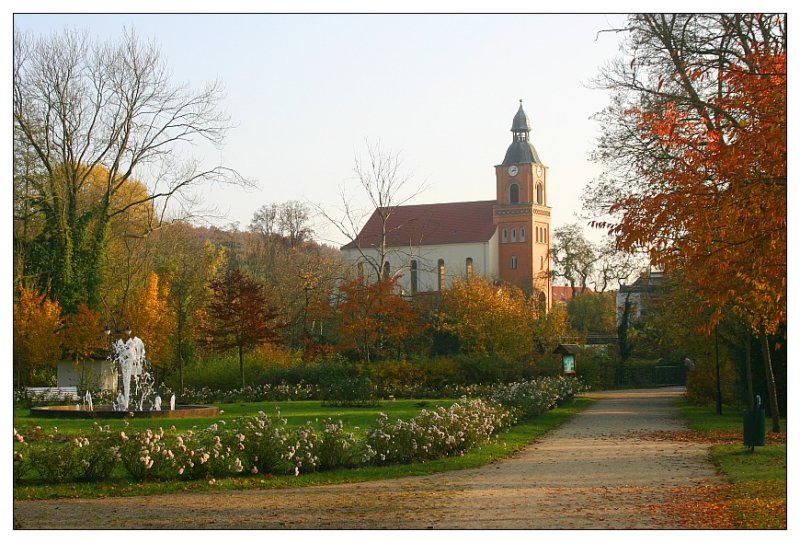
[507,165,518,177]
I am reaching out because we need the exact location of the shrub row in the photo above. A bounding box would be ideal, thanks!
[14,377,583,485]
[486,377,585,420]
[257,356,559,392]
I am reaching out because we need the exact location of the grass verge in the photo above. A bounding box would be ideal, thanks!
[680,402,787,529]
[14,399,456,437]
[14,397,593,501]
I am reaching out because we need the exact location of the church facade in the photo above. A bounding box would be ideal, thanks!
[341,102,552,309]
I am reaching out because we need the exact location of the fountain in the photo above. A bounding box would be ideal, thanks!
[30,336,219,419]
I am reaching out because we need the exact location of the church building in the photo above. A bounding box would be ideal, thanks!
[341,101,552,310]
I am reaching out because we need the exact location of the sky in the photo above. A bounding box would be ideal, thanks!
[11,8,631,247]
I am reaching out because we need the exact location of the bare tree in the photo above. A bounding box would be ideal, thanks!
[278,200,314,248]
[550,224,599,298]
[313,140,426,282]
[13,27,251,311]
[249,203,280,238]
[251,201,313,246]
[591,238,647,293]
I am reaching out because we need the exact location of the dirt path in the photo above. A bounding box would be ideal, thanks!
[13,387,724,529]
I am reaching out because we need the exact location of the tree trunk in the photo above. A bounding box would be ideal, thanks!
[744,335,754,411]
[239,344,246,390]
[175,315,185,396]
[759,331,781,433]
[616,292,633,386]
[178,341,184,396]
[714,327,722,415]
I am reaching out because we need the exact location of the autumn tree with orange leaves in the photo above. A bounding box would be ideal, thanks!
[61,303,107,365]
[587,14,786,429]
[313,277,423,363]
[13,285,63,385]
[124,272,176,372]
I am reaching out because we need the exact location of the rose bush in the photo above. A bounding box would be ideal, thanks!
[13,377,585,485]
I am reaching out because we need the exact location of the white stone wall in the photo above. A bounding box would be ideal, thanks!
[341,231,499,293]
[57,359,117,391]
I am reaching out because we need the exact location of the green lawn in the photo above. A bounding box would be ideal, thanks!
[13,398,455,437]
[680,402,787,529]
[13,397,593,500]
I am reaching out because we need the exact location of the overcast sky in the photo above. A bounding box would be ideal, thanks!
[12,9,635,246]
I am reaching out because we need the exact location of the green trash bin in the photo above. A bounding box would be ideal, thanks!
[743,396,766,450]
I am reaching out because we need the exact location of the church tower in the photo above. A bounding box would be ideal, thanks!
[493,101,552,310]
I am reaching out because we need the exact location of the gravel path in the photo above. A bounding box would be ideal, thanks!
[13,387,724,529]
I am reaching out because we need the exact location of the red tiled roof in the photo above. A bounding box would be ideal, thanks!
[342,200,497,250]
[551,285,594,303]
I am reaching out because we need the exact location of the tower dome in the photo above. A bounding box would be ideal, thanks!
[501,100,542,166]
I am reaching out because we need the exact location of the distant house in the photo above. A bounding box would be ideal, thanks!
[616,270,666,327]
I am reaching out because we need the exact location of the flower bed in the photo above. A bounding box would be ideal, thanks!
[14,377,584,485]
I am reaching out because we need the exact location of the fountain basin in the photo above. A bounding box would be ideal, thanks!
[30,405,220,419]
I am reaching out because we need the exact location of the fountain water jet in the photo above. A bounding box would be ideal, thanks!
[111,337,156,412]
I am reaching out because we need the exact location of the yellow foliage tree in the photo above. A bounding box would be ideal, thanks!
[438,277,538,360]
[62,303,107,363]
[13,285,63,384]
[123,272,176,370]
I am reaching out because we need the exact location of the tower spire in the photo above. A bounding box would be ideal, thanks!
[511,101,531,136]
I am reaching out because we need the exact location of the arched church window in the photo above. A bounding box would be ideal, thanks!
[511,228,516,242]
[502,228,508,243]
[410,259,418,293]
[382,261,390,281]
[536,183,544,205]
[511,256,518,270]
[466,257,474,279]
[437,259,446,291]
[521,227,526,242]
[509,183,519,204]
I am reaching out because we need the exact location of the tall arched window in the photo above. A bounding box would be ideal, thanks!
[382,261,390,281]
[437,259,446,291]
[512,228,517,242]
[520,227,526,242]
[511,256,518,270]
[502,228,508,243]
[410,259,418,293]
[465,257,474,279]
[509,183,520,204]
[536,183,544,205]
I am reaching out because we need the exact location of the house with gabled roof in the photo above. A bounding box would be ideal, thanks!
[341,101,553,309]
